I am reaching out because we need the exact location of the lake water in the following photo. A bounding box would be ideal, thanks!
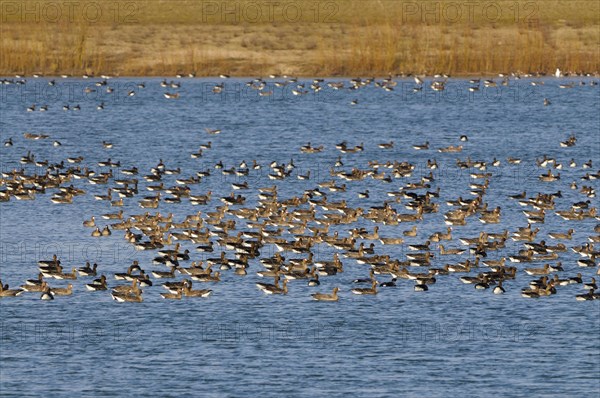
[1,77,599,397]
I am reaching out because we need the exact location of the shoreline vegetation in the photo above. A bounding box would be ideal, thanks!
[1,0,599,77]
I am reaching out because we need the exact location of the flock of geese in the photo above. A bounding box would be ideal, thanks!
[1,71,599,111]
[1,76,599,303]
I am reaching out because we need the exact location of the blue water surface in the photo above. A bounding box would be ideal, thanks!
[0,76,599,397]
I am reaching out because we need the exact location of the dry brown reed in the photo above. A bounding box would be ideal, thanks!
[0,0,598,76]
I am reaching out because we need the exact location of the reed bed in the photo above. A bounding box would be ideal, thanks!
[1,0,598,76]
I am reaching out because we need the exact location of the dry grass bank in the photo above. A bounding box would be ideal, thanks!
[0,0,598,76]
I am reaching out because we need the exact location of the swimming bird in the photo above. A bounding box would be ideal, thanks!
[111,291,143,302]
[260,278,288,295]
[578,256,597,268]
[353,269,375,284]
[439,245,465,255]
[83,216,96,227]
[183,280,213,297]
[40,286,54,300]
[521,289,540,298]
[50,283,73,296]
[86,275,107,291]
[583,278,597,290]
[24,273,44,287]
[493,281,506,294]
[414,282,429,292]
[307,273,320,287]
[379,278,397,287]
[351,281,377,295]
[160,287,183,300]
[575,289,597,301]
[403,226,417,237]
[0,283,23,297]
[21,280,48,293]
[311,287,339,301]
[192,271,221,283]
[151,266,177,279]
[524,264,550,276]
[548,229,574,240]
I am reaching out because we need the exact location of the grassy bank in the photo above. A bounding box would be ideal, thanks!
[1,0,599,76]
